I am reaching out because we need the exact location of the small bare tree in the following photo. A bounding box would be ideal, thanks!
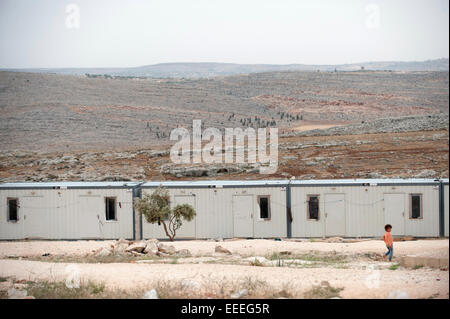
[134,186,196,241]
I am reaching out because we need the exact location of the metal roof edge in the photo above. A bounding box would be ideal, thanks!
[289,178,442,186]
[0,181,141,189]
[141,180,290,188]
[0,178,446,189]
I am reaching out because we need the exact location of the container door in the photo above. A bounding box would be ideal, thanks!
[23,196,48,239]
[232,195,254,237]
[77,195,103,239]
[324,194,346,236]
[173,195,196,238]
[384,193,405,236]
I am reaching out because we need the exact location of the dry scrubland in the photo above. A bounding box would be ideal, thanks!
[0,71,448,152]
[0,71,448,182]
[0,123,447,182]
[0,238,448,299]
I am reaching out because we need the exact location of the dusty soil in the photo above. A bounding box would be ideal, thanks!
[1,71,448,152]
[0,239,448,299]
[1,128,447,182]
[0,70,448,182]
[1,238,448,259]
[293,123,345,131]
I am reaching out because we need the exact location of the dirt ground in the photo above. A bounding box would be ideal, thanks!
[1,129,448,182]
[0,238,449,258]
[0,239,448,299]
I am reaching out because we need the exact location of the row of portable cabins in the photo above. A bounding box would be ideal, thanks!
[0,179,448,240]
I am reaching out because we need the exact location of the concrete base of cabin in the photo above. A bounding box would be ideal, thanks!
[0,238,448,299]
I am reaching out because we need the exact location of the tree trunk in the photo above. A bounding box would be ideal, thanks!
[161,220,174,241]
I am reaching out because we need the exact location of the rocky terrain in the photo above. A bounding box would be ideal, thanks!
[283,113,449,137]
[0,70,448,152]
[0,70,448,182]
[0,117,447,182]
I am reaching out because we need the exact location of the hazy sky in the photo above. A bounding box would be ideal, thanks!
[0,0,448,68]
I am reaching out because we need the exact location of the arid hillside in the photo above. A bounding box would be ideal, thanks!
[0,70,448,182]
[0,71,448,152]
[0,115,448,182]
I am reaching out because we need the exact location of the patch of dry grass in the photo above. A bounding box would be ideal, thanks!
[303,285,344,299]
[11,276,300,299]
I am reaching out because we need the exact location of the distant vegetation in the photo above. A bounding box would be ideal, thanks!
[85,73,147,80]
[2,58,448,78]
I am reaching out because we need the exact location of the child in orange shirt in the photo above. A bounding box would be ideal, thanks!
[383,224,393,261]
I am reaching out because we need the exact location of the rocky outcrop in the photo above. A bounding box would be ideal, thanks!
[105,239,191,258]
[215,245,232,255]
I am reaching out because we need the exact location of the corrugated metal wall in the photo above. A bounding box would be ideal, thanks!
[0,188,134,240]
[444,184,449,237]
[290,184,440,238]
[0,181,444,240]
[141,186,287,239]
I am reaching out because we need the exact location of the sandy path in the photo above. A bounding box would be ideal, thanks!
[1,239,448,259]
[0,259,447,299]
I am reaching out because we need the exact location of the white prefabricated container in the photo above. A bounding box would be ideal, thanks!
[290,179,442,238]
[443,179,449,237]
[139,180,288,239]
[0,182,138,240]
[1,178,445,240]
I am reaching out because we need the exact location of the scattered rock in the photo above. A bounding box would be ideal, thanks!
[160,163,260,177]
[246,256,268,265]
[8,288,28,299]
[146,238,160,245]
[143,289,158,299]
[13,283,28,290]
[230,289,249,299]
[176,249,192,257]
[367,172,385,179]
[215,245,232,255]
[414,169,437,178]
[130,251,144,256]
[114,243,129,254]
[144,241,159,255]
[125,241,147,253]
[158,243,176,255]
[95,247,112,257]
[283,113,449,137]
[181,279,201,291]
[117,238,129,246]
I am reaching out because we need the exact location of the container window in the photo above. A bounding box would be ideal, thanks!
[105,197,117,221]
[7,198,18,222]
[410,194,422,219]
[258,196,271,220]
[307,195,319,220]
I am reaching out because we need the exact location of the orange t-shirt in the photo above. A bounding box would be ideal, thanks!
[383,232,393,247]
